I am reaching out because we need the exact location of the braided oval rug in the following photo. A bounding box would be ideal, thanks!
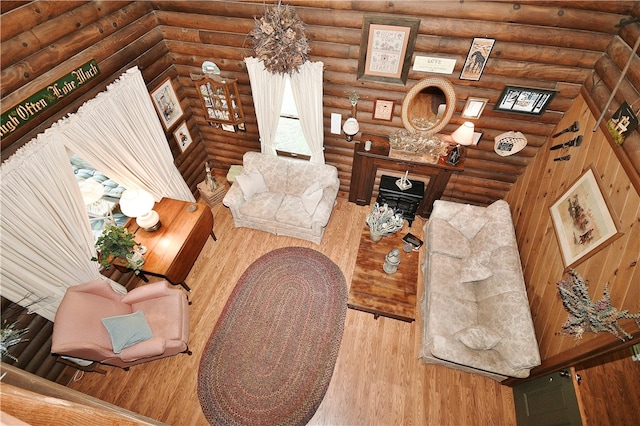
[198,247,347,426]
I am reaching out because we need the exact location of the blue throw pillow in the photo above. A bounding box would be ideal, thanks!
[101,310,154,354]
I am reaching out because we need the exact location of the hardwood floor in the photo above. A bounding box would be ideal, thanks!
[68,198,516,425]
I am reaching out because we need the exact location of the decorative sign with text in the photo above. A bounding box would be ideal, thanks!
[1,59,101,138]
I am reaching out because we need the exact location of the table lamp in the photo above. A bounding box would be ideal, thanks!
[451,121,475,146]
[119,188,161,231]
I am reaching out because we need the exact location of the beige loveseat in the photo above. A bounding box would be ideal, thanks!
[222,152,340,244]
[420,199,540,381]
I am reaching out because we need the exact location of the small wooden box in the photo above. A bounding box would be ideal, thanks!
[197,180,226,208]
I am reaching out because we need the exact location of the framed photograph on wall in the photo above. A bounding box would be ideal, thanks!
[549,165,623,269]
[173,121,192,153]
[495,85,557,116]
[357,15,420,85]
[373,99,395,121]
[150,77,183,130]
[461,97,489,119]
[459,38,495,81]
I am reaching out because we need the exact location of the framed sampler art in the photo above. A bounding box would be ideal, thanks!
[357,15,420,85]
[549,165,623,269]
[461,97,489,119]
[150,77,183,130]
[373,99,395,121]
[495,85,557,116]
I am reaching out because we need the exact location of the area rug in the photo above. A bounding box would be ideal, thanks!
[198,246,347,426]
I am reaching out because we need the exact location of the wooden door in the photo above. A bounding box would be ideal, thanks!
[513,369,583,426]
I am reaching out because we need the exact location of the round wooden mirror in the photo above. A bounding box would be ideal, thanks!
[401,77,456,134]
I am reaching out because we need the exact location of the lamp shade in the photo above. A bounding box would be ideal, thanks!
[119,189,161,231]
[343,117,360,141]
[451,121,475,146]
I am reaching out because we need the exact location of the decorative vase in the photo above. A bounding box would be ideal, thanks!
[369,232,383,242]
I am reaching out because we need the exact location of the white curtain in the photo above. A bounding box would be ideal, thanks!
[54,67,194,202]
[245,57,286,156]
[290,60,325,164]
[0,133,112,322]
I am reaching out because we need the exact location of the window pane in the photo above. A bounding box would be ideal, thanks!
[274,78,310,155]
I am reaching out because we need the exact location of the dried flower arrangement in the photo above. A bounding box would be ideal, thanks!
[249,1,309,74]
[557,270,640,341]
[366,203,404,237]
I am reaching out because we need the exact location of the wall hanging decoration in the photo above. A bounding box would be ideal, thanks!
[249,1,309,74]
[549,165,623,268]
[557,270,640,341]
[459,37,494,81]
[357,15,420,85]
[173,121,192,153]
[373,99,394,121]
[461,97,489,119]
[495,85,556,116]
[150,77,183,130]
[606,101,638,146]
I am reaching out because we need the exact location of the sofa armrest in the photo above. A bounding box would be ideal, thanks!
[119,338,166,362]
[121,281,175,304]
[311,179,339,227]
[222,181,244,209]
[67,280,124,301]
[431,335,531,378]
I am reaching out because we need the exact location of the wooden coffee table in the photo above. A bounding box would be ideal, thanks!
[347,223,420,322]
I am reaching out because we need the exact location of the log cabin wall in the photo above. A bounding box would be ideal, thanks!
[1,1,639,382]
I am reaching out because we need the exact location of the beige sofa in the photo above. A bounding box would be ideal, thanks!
[420,199,540,381]
[222,152,340,244]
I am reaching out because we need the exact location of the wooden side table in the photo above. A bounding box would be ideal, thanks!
[125,198,215,291]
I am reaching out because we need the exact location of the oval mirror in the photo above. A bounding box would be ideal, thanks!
[401,77,456,134]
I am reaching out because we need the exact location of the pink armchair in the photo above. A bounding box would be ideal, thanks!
[51,280,190,368]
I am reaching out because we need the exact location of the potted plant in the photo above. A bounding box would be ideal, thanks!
[365,203,405,242]
[92,225,144,272]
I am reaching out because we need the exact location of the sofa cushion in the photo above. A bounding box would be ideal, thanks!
[236,170,268,200]
[460,251,493,283]
[101,310,154,354]
[428,253,476,302]
[301,182,323,215]
[239,192,284,220]
[455,325,502,350]
[448,204,489,240]
[475,245,525,300]
[429,218,470,258]
[428,292,478,337]
[276,195,314,228]
[477,291,540,370]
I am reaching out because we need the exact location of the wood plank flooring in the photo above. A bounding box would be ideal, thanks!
[67,198,516,425]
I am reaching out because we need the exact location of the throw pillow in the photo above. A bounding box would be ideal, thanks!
[460,251,493,283]
[455,325,502,350]
[429,218,471,258]
[448,204,489,240]
[235,170,268,201]
[301,181,323,215]
[101,310,154,354]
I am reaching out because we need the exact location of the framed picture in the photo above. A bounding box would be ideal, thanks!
[549,165,623,269]
[173,121,192,153]
[357,15,420,85]
[150,77,183,130]
[460,38,495,81]
[495,85,557,116]
[221,124,236,133]
[373,99,395,121]
[472,132,483,145]
[461,97,489,119]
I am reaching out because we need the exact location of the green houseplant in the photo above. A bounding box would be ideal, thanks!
[92,225,144,272]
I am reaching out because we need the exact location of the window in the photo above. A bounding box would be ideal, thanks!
[273,78,311,156]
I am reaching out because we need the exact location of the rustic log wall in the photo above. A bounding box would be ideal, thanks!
[1,1,639,383]
[2,1,639,201]
[504,91,640,383]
